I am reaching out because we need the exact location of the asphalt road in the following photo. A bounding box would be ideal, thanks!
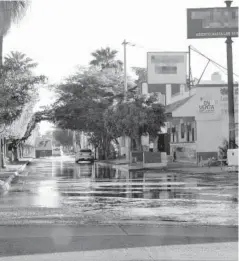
[0,156,237,226]
[0,156,237,258]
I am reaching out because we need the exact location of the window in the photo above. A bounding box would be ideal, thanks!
[187,130,190,142]
[192,128,195,142]
[181,123,185,139]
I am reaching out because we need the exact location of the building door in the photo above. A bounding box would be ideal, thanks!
[187,130,190,142]
[158,134,170,155]
[192,128,195,141]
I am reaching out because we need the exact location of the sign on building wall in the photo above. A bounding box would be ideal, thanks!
[147,52,187,84]
[187,7,238,39]
[198,99,215,113]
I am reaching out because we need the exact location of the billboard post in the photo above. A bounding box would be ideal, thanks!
[225,0,236,148]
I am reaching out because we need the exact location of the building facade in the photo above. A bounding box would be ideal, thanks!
[166,73,238,162]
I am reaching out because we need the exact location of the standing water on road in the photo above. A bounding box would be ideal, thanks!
[0,156,237,226]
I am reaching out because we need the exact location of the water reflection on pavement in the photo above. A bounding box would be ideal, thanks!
[0,156,237,226]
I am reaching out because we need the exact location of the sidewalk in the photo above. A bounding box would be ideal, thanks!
[99,158,130,165]
[0,157,33,193]
[0,224,237,260]
[167,161,230,174]
[1,242,236,261]
[98,159,229,174]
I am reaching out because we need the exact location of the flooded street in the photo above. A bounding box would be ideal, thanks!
[0,156,237,226]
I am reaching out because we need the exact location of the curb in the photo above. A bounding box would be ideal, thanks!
[0,159,32,194]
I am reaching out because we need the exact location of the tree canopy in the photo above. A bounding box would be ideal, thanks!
[21,47,166,159]
[104,95,166,149]
[0,1,29,36]
[89,47,123,72]
[0,51,46,126]
[52,129,73,147]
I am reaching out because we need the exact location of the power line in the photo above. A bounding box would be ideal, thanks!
[213,62,229,77]
[190,45,239,78]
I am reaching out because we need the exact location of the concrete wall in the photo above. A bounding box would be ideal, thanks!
[144,82,194,106]
[196,120,228,153]
[119,136,131,160]
[173,83,238,158]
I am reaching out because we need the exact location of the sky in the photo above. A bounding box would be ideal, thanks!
[3,0,239,133]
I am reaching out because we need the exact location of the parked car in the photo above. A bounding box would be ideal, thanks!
[52,147,63,156]
[75,149,94,163]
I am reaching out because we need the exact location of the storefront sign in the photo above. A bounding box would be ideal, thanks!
[187,7,238,39]
[198,100,215,113]
[147,52,187,84]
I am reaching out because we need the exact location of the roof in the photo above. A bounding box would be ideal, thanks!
[165,96,193,114]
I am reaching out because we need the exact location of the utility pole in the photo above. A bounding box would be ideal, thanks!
[188,45,191,94]
[225,0,236,149]
[122,39,128,100]
[72,130,76,152]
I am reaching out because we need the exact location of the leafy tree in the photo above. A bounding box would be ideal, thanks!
[90,47,123,72]
[0,52,46,161]
[132,67,147,87]
[0,51,46,125]
[104,94,166,150]
[20,48,135,159]
[52,129,73,147]
[0,1,29,166]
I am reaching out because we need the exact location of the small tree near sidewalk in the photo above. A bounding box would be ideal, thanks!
[104,94,166,151]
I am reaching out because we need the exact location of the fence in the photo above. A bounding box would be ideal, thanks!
[130,151,167,168]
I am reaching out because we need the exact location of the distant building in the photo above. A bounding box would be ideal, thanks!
[165,73,238,163]
[35,137,53,158]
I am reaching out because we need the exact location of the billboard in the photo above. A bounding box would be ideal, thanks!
[147,52,187,84]
[187,7,238,39]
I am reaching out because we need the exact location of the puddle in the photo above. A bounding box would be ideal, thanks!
[0,157,237,225]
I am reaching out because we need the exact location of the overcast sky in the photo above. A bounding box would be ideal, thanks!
[3,0,239,133]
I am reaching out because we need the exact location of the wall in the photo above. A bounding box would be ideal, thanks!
[173,84,239,157]
[119,136,131,160]
[196,120,228,153]
[145,82,194,105]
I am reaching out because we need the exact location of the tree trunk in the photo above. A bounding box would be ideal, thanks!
[0,35,3,68]
[135,136,142,151]
[102,135,111,160]
[12,146,19,162]
[0,36,6,168]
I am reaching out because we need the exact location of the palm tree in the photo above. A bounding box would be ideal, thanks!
[0,1,29,67]
[4,51,37,71]
[90,47,123,71]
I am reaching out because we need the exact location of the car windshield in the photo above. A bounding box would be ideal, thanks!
[80,149,92,153]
